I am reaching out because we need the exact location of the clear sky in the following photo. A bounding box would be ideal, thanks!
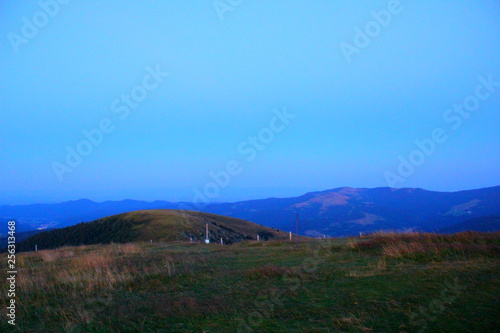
[1,0,499,205]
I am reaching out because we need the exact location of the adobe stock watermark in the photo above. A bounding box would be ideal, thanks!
[7,0,71,53]
[237,238,335,332]
[52,65,169,182]
[405,277,465,332]
[340,0,403,64]
[385,74,499,187]
[176,106,295,216]
[213,0,243,21]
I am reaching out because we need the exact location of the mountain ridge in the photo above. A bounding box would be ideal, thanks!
[2,185,499,237]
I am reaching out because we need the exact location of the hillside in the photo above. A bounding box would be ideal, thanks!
[0,199,178,234]
[439,215,500,233]
[199,186,500,236]
[0,229,48,249]
[3,185,500,237]
[17,210,288,252]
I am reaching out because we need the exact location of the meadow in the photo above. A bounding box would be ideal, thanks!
[1,232,499,332]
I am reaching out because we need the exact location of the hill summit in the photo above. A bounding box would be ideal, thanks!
[17,210,289,251]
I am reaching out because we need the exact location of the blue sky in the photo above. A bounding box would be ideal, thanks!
[1,0,499,205]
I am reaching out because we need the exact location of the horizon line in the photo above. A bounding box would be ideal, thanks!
[2,184,499,207]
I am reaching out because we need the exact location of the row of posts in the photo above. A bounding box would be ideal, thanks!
[201,215,307,248]
[32,215,313,251]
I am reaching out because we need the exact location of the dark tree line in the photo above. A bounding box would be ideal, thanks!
[16,216,143,252]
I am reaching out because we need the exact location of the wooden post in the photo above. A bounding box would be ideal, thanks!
[295,213,299,250]
[35,244,37,252]
[289,231,292,240]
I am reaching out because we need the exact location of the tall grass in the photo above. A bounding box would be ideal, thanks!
[349,231,500,260]
[38,247,75,262]
[11,242,178,296]
[2,234,499,332]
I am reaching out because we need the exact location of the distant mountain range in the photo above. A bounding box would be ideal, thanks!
[438,215,500,234]
[1,186,499,238]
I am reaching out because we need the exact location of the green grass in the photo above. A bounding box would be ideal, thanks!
[16,210,290,251]
[1,232,499,332]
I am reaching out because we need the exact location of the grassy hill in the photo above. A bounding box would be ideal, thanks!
[16,210,289,252]
[0,229,48,249]
[4,186,500,237]
[2,232,498,332]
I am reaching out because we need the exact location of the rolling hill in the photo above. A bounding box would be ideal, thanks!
[16,210,289,252]
[197,186,500,236]
[2,186,500,238]
[0,229,49,249]
[438,215,500,233]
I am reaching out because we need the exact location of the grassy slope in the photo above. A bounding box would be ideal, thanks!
[128,210,290,242]
[16,210,290,251]
[439,215,500,233]
[1,232,498,332]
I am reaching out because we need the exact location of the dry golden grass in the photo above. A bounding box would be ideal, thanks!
[349,231,500,259]
[13,243,167,295]
[38,247,75,262]
[382,241,432,258]
[347,238,359,250]
[2,236,499,332]
[105,242,141,255]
